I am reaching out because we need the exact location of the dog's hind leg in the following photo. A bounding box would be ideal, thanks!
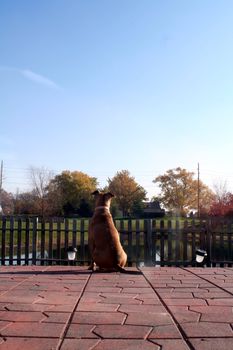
[88,261,97,271]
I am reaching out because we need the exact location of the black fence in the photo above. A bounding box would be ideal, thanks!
[0,216,233,267]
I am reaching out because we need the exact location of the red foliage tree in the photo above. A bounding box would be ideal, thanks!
[209,192,233,217]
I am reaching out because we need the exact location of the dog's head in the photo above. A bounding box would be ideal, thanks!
[92,190,114,209]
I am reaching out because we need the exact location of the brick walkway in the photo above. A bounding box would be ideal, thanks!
[0,266,233,349]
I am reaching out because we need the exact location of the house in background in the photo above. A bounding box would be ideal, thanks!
[143,200,165,218]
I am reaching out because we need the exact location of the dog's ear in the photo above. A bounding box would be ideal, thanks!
[106,192,114,198]
[91,190,100,196]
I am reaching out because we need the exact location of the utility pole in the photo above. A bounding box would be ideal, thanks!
[197,162,200,218]
[0,160,3,214]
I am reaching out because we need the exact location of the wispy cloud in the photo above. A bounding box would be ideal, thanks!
[21,69,60,89]
[0,65,61,89]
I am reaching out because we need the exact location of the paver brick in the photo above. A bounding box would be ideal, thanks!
[170,311,200,324]
[0,310,44,322]
[1,322,65,338]
[0,337,59,350]
[117,281,151,288]
[157,292,193,298]
[85,286,122,293]
[60,339,100,350]
[5,303,53,312]
[119,304,166,314]
[100,292,138,298]
[92,339,160,350]
[0,321,12,331]
[136,292,159,299]
[47,304,74,312]
[207,298,233,306]
[76,302,119,312]
[79,296,105,303]
[42,312,70,323]
[121,287,152,294]
[190,338,233,350]
[193,291,231,298]
[125,311,173,326]
[200,312,233,323]
[35,291,80,305]
[139,298,163,305]
[72,311,126,324]
[0,304,8,311]
[162,298,207,306]
[189,305,233,314]
[148,324,181,339]
[0,292,41,304]
[93,324,152,339]
[181,322,233,337]
[66,324,99,338]
[100,296,141,304]
[17,283,85,292]
[151,339,190,350]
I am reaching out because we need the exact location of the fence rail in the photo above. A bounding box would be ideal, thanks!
[0,216,233,267]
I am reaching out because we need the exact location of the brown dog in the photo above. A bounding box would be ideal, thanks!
[88,190,127,272]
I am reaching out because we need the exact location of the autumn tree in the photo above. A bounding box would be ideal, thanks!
[47,170,98,216]
[209,182,233,216]
[107,170,147,216]
[153,167,214,216]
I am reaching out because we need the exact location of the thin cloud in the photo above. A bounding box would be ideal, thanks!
[21,69,60,89]
[0,65,61,89]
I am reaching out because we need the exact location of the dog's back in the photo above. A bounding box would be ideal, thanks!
[88,191,127,269]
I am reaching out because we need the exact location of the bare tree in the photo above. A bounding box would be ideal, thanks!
[29,166,54,218]
[213,180,228,202]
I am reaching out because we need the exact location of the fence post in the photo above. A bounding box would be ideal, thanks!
[40,220,45,266]
[32,217,38,265]
[25,218,30,265]
[9,217,14,265]
[145,219,153,266]
[17,218,22,265]
[128,220,133,266]
[1,216,6,265]
[206,220,211,267]
[160,220,165,266]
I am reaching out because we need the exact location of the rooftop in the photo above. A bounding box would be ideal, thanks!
[0,266,233,349]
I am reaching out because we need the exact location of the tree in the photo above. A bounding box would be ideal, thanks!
[0,189,14,215]
[107,170,147,216]
[153,167,214,216]
[209,182,233,216]
[13,190,38,215]
[29,166,54,218]
[47,170,98,216]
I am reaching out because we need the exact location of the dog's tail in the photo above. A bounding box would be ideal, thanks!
[116,265,142,275]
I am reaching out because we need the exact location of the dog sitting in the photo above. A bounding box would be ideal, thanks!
[88,190,127,272]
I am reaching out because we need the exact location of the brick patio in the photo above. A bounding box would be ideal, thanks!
[0,266,233,349]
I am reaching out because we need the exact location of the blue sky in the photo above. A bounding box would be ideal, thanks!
[1,0,233,199]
